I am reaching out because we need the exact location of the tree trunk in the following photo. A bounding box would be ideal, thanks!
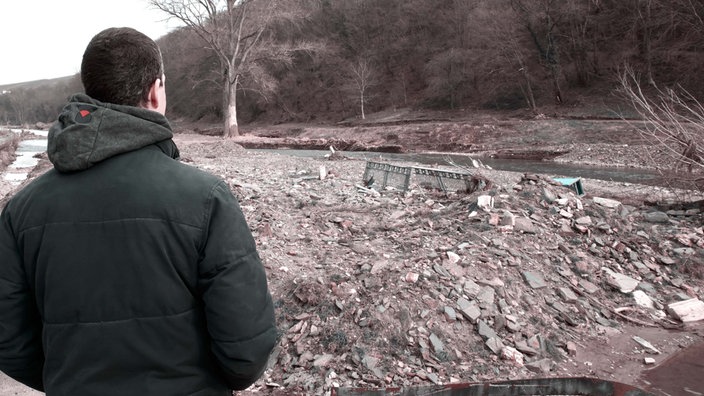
[551,66,563,104]
[360,90,365,119]
[224,71,240,138]
[520,79,537,111]
[641,0,655,85]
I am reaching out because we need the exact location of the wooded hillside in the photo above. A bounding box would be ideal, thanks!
[2,0,703,125]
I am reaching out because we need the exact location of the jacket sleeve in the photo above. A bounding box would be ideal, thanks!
[197,182,277,391]
[0,206,44,391]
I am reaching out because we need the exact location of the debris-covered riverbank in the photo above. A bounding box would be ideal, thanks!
[1,130,703,395]
[175,136,704,395]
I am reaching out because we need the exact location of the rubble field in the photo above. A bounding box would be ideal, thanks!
[173,133,704,395]
[1,124,703,395]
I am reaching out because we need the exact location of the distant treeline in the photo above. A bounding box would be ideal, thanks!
[0,76,82,126]
[3,0,703,125]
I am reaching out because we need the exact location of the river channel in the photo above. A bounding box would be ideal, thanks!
[2,130,48,185]
[252,149,662,185]
[1,139,666,187]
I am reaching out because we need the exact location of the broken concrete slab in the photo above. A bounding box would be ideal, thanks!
[593,197,622,209]
[602,267,639,293]
[667,298,704,322]
[477,320,498,340]
[558,287,579,303]
[632,290,655,310]
[486,337,504,354]
[522,271,547,289]
[457,297,481,322]
[514,217,539,234]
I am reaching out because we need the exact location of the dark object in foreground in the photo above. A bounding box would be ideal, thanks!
[333,377,653,396]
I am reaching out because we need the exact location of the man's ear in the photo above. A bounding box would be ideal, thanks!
[144,78,165,114]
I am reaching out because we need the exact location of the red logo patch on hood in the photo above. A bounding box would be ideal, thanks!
[75,105,96,124]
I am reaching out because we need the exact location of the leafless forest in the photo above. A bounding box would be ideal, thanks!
[1,0,703,126]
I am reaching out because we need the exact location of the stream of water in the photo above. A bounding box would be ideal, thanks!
[4,142,662,187]
[252,149,662,185]
[3,130,48,185]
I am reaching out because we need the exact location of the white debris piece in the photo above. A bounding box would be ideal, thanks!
[668,298,704,322]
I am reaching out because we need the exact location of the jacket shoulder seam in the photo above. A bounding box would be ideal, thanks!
[44,306,198,326]
[16,217,204,235]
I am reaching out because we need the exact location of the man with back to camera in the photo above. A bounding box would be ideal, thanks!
[0,27,277,395]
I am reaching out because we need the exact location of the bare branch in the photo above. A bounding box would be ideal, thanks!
[618,66,704,183]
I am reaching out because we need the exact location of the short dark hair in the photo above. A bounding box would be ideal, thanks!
[81,27,164,107]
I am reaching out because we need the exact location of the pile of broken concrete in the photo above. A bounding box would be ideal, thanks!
[195,148,704,395]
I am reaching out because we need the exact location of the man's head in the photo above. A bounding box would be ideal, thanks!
[81,27,166,113]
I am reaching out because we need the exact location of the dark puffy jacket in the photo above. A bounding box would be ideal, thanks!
[0,94,277,395]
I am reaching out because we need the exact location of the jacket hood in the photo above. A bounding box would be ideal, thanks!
[48,94,176,172]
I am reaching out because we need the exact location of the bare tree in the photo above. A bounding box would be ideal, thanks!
[641,0,656,83]
[424,0,489,109]
[7,89,30,126]
[561,0,599,87]
[149,0,312,137]
[508,38,537,111]
[483,1,537,110]
[511,0,565,104]
[424,48,472,109]
[619,67,704,190]
[347,58,377,120]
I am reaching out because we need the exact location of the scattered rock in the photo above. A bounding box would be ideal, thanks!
[522,271,547,289]
[457,297,481,322]
[514,217,538,234]
[525,358,553,374]
[579,279,600,294]
[632,336,661,354]
[4,133,703,394]
[313,354,335,367]
[643,211,670,223]
[477,320,498,340]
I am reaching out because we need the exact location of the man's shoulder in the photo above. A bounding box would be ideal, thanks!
[124,145,224,188]
[2,169,58,209]
[167,157,225,186]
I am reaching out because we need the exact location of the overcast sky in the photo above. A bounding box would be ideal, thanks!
[0,1,183,85]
